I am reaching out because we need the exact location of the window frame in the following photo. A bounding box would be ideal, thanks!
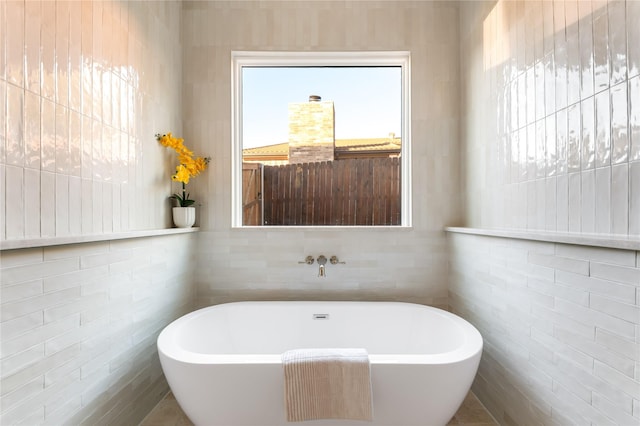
[231,51,412,228]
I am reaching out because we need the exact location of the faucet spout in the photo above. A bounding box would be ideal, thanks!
[316,255,327,277]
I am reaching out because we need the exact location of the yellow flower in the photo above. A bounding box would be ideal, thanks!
[158,132,210,206]
[172,165,191,184]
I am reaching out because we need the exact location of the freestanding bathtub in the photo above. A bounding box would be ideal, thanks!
[157,301,483,426]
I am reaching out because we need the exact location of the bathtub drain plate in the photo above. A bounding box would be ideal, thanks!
[312,314,330,320]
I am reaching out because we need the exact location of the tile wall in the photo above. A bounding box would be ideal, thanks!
[0,0,184,240]
[1,1,195,425]
[455,1,640,423]
[460,0,640,235]
[449,232,639,425]
[0,233,197,425]
[181,1,462,307]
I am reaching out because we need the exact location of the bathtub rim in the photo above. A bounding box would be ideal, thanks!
[157,301,483,366]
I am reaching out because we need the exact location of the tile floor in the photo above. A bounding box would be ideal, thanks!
[140,391,498,426]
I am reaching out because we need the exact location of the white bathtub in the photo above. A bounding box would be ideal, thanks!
[157,301,483,426]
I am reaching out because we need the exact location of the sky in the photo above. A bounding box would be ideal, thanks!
[242,66,402,149]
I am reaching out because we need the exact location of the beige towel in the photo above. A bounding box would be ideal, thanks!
[282,348,373,422]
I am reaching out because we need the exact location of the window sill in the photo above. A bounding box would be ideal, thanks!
[0,227,200,251]
[445,227,640,251]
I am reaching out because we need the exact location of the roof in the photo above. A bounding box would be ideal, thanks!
[243,137,401,160]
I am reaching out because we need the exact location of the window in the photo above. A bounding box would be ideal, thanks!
[231,51,411,227]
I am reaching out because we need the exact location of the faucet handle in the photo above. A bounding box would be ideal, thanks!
[330,255,346,265]
[298,255,315,265]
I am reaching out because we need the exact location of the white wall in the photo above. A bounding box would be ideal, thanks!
[449,233,639,425]
[460,0,640,235]
[0,1,195,425]
[0,234,196,425]
[454,1,640,423]
[181,1,462,307]
[1,0,184,239]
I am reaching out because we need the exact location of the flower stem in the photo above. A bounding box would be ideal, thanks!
[182,182,186,206]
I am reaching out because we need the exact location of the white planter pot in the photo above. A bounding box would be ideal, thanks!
[172,207,196,228]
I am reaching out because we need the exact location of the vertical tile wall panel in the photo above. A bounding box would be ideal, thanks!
[460,0,639,236]
[0,0,183,241]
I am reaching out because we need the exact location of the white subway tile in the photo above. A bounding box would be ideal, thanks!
[6,84,24,168]
[55,174,70,237]
[592,392,636,424]
[1,257,79,287]
[42,265,108,293]
[611,163,629,235]
[590,261,640,286]
[554,326,635,378]
[23,169,40,238]
[590,294,640,324]
[581,169,596,233]
[0,375,43,415]
[630,77,640,161]
[0,280,43,305]
[610,81,629,164]
[1,343,81,397]
[0,310,43,342]
[40,171,56,237]
[556,173,569,231]
[608,0,628,85]
[44,323,82,356]
[24,91,41,170]
[527,277,589,306]
[0,286,80,323]
[568,172,581,232]
[595,89,611,167]
[567,104,581,173]
[593,11,610,92]
[80,249,131,270]
[528,252,589,275]
[554,297,635,340]
[595,327,638,361]
[556,269,636,304]
[594,359,640,399]
[0,248,43,269]
[68,176,81,235]
[581,97,595,170]
[557,244,636,266]
[5,166,24,239]
[1,345,44,379]
[44,241,109,261]
[595,167,611,233]
[0,165,5,241]
[630,161,640,235]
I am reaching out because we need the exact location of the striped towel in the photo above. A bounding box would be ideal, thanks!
[282,348,373,422]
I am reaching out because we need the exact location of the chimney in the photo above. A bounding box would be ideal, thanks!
[288,96,335,164]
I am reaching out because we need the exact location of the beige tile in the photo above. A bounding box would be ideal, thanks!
[142,391,496,426]
[140,393,194,426]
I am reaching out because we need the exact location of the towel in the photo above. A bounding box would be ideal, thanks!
[282,348,373,422]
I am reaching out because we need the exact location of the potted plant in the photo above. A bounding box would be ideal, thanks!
[156,132,210,228]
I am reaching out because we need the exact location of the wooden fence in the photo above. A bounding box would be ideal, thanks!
[262,157,400,226]
[242,162,262,226]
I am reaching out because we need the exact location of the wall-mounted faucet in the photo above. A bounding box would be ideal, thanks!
[298,255,345,278]
[317,255,327,277]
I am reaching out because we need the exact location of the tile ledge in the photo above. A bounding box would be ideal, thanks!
[445,227,640,251]
[0,228,200,251]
